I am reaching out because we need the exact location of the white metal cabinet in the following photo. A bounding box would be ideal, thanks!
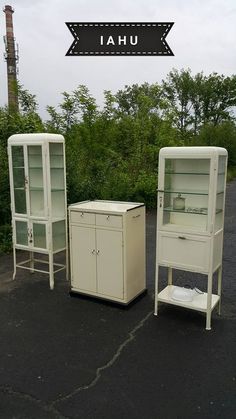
[154,147,228,330]
[71,226,97,292]
[8,133,68,289]
[69,200,146,304]
[96,229,123,299]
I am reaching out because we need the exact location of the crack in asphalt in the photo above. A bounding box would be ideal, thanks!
[0,385,68,419]
[51,310,153,406]
[0,310,153,417]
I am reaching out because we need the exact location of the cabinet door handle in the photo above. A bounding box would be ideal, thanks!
[96,250,100,255]
[178,236,186,240]
[80,212,84,217]
[91,249,96,255]
[28,229,33,243]
[24,176,28,190]
[106,215,110,220]
[133,214,140,219]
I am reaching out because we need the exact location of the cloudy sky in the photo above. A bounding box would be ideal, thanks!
[0,0,235,119]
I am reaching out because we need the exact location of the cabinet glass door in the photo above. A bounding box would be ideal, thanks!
[52,220,66,251]
[49,143,65,219]
[12,146,27,214]
[32,222,47,249]
[215,156,227,232]
[162,158,211,232]
[15,220,28,246]
[28,145,45,217]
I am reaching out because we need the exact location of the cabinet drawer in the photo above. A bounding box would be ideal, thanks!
[158,232,210,272]
[96,214,123,229]
[70,211,95,225]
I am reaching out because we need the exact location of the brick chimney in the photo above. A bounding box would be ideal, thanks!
[3,5,19,112]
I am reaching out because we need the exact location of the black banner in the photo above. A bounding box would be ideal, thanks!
[65,22,174,56]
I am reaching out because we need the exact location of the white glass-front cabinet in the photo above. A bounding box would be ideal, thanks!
[69,200,146,304]
[8,133,68,289]
[154,147,228,330]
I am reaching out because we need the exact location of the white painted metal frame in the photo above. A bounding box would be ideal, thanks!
[68,200,146,304]
[154,147,228,330]
[8,133,68,290]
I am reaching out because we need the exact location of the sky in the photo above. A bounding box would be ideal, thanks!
[0,0,235,120]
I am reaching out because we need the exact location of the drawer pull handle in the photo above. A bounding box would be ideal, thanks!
[133,214,140,219]
[178,236,186,240]
[106,216,110,220]
[80,212,84,217]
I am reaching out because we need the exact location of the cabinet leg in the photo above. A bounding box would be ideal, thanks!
[154,264,159,316]
[168,267,172,285]
[206,272,213,330]
[217,266,222,316]
[66,246,69,282]
[13,247,16,280]
[49,253,54,290]
[30,251,34,274]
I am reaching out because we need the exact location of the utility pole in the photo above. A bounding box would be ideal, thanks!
[3,5,19,112]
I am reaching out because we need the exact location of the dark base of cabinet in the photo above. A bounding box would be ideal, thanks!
[69,288,147,307]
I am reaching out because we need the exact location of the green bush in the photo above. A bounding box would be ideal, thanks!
[0,224,12,254]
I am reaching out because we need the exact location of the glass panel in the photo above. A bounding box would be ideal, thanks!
[33,223,46,249]
[162,158,211,232]
[12,146,27,214]
[215,156,227,232]
[52,221,66,251]
[28,146,44,217]
[165,158,210,175]
[49,143,65,218]
[15,220,28,246]
[51,168,64,190]
[51,191,66,218]
[49,144,64,168]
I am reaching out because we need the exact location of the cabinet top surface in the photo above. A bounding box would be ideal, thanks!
[8,133,64,145]
[159,146,227,157]
[69,200,144,213]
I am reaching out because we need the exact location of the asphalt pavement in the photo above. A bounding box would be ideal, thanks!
[0,180,236,419]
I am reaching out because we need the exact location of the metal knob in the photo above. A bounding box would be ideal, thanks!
[96,250,100,255]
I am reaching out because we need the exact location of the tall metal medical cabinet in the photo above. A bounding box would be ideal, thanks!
[8,133,68,289]
[154,147,227,330]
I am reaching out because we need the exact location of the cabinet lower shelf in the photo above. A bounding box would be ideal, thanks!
[158,285,220,313]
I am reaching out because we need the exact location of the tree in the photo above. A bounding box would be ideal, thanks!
[162,69,236,139]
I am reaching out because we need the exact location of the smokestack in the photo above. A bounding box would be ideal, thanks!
[3,5,19,112]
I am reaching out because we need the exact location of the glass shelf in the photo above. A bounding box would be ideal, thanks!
[29,187,65,191]
[159,189,209,196]
[164,207,223,215]
[165,172,210,176]
[159,189,224,196]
